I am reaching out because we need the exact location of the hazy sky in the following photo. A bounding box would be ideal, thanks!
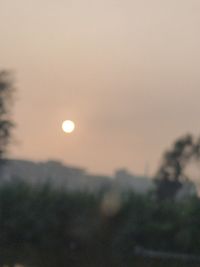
[1,0,200,175]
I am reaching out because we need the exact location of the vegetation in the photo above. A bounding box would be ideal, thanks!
[0,70,15,161]
[0,180,199,267]
[155,134,200,200]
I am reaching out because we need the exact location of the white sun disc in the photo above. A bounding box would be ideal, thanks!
[62,120,75,133]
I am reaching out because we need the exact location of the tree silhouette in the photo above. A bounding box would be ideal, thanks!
[0,70,15,161]
[155,135,195,200]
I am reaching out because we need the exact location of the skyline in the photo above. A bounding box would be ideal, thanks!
[1,0,200,175]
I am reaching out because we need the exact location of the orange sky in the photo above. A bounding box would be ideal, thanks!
[0,0,200,175]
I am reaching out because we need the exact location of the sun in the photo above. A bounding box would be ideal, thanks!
[62,120,75,133]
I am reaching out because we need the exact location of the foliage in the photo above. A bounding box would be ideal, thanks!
[0,70,15,160]
[0,180,199,267]
[155,135,198,200]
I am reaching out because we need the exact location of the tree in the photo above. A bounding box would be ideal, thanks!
[0,70,15,161]
[155,135,195,200]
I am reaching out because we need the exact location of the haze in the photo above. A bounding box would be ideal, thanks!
[0,0,200,175]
